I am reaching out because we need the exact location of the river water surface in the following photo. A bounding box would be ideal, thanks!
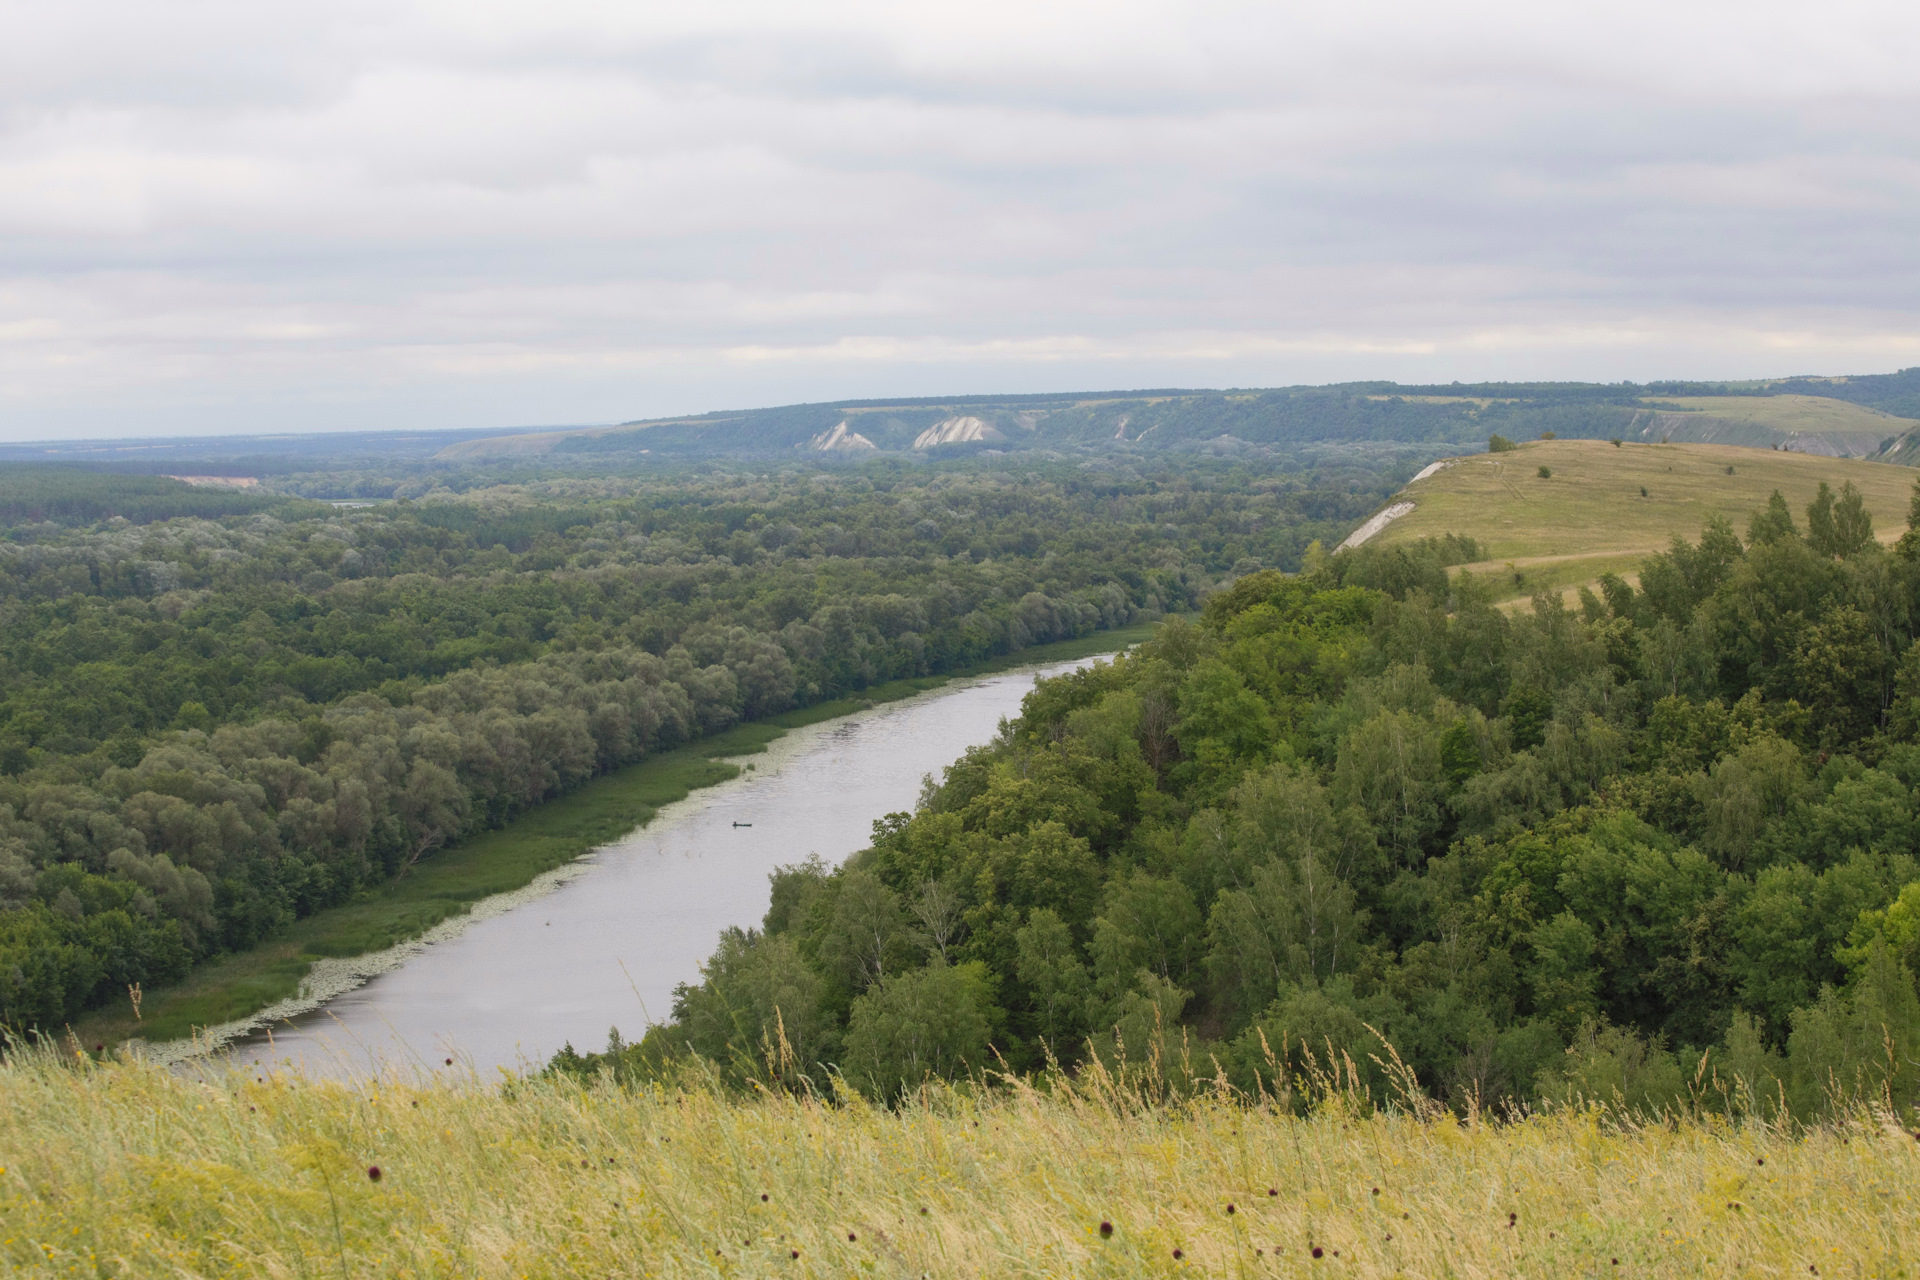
[224,658,1096,1078]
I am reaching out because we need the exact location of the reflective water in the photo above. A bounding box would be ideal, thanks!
[225,659,1093,1078]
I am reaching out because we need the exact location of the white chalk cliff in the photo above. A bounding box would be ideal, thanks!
[808,421,876,451]
[912,416,1006,448]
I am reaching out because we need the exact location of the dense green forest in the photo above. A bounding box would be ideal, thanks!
[581,479,1920,1120]
[0,469,308,527]
[0,456,1392,1031]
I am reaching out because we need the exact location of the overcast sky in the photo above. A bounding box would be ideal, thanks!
[2,0,1917,440]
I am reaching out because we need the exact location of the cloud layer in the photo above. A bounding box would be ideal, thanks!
[2,0,1917,437]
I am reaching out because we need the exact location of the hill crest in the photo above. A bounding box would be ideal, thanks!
[432,372,1920,463]
[1362,438,1918,603]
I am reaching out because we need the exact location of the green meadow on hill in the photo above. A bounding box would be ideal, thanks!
[1373,438,1917,601]
[1648,393,1912,441]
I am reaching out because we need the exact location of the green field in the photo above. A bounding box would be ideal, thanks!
[1374,438,1917,601]
[72,624,1154,1054]
[1662,392,1914,433]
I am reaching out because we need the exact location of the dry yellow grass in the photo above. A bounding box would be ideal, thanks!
[1377,439,1917,604]
[2,1050,1916,1278]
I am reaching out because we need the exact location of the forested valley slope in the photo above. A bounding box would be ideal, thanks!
[0,457,1383,1037]
[596,464,1920,1123]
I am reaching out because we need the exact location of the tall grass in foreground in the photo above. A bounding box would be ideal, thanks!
[1,1046,1915,1278]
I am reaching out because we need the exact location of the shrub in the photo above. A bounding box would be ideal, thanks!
[1537,466,1552,479]
[1488,434,1516,453]
[1536,1019,1686,1115]
[842,960,991,1101]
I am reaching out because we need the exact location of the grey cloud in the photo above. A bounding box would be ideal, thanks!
[1,0,1917,438]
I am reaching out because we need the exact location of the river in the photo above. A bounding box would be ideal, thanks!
[222,657,1099,1078]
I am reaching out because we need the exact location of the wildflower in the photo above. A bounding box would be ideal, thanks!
[761,1193,769,1202]
[790,1250,799,1259]
[1226,1203,1235,1215]
[1370,1187,1379,1195]
[1312,1245,1324,1259]
[1508,1212,1516,1228]
[1268,1188,1278,1196]
[367,1166,382,1182]
[445,1057,453,1066]
[1099,1221,1113,1238]
[1172,1248,1183,1259]
[848,1233,857,1242]
[1756,1157,1764,1166]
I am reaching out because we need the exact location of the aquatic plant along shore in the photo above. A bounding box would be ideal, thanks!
[137,853,605,1068]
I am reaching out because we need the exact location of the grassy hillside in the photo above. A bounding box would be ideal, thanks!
[2,1051,1913,1279]
[1371,439,1916,601]
[1628,393,1914,457]
[1651,393,1909,438]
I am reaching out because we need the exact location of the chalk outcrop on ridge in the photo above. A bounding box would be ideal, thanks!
[913,416,1005,448]
[808,421,877,451]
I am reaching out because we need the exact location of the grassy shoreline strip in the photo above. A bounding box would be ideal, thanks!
[76,624,1154,1051]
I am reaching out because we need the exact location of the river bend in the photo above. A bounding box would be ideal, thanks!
[225,658,1094,1077]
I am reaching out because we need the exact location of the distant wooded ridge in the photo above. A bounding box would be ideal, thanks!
[6,367,1920,469]
[431,367,1920,463]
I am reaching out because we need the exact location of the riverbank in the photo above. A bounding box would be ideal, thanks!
[73,624,1155,1055]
